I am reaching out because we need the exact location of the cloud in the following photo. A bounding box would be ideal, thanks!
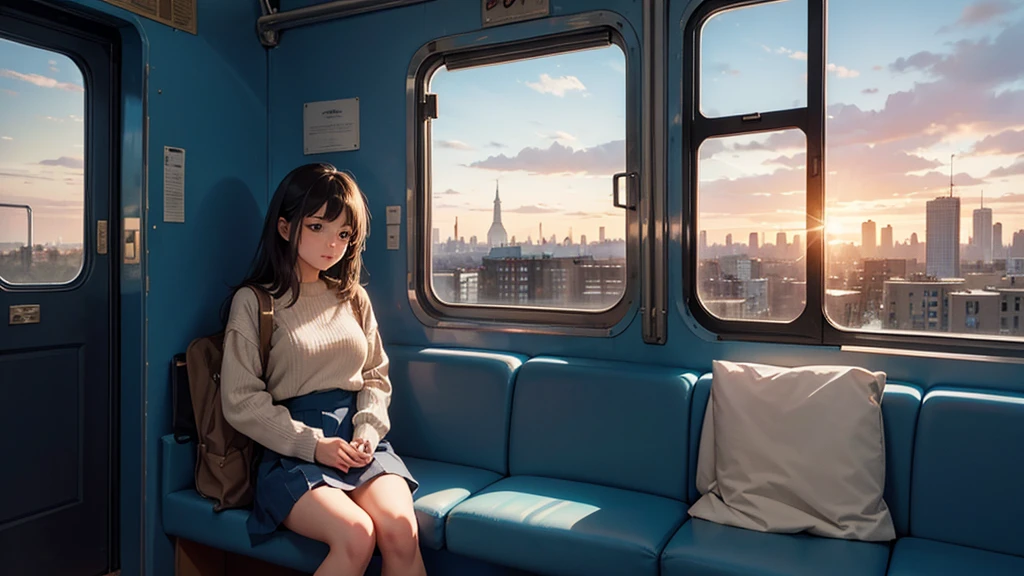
[48,60,59,73]
[42,116,63,122]
[525,74,586,97]
[699,139,728,160]
[505,205,561,214]
[862,88,879,94]
[890,20,1024,87]
[487,141,506,148]
[827,63,860,78]
[563,211,606,218]
[987,155,1024,177]
[608,60,625,74]
[436,140,474,150]
[711,62,741,76]
[438,188,461,196]
[0,89,16,96]
[469,140,625,176]
[940,0,1019,31]
[39,156,84,169]
[972,129,1024,155]
[764,153,806,168]
[69,115,83,123]
[547,131,576,141]
[0,171,54,181]
[732,130,807,152]
[774,47,858,77]
[1,136,12,141]
[0,69,83,92]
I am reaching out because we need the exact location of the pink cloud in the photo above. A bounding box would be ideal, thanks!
[973,129,1024,155]
[469,140,625,176]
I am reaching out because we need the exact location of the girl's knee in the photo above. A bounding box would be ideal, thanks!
[376,510,418,557]
[328,508,376,562]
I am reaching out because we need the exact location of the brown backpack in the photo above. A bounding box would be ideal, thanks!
[185,284,273,511]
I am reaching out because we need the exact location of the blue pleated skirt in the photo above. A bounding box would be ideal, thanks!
[246,389,418,545]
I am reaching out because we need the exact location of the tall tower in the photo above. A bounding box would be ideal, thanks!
[880,225,893,256]
[927,196,961,279]
[486,180,509,247]
[973,191,993,263]
[862,220,877,257]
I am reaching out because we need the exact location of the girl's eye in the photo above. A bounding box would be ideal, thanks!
[339,231,351,240]
[307,223,322,232]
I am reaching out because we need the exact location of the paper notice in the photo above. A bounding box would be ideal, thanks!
[304,98,360,155]
[163,147,185,223]
[100,0,197,35]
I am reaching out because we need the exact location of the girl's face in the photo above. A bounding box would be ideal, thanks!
[279,203,353,282]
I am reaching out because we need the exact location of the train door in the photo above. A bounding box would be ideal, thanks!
[0,4,117,575]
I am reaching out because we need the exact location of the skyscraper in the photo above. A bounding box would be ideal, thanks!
[994,222,1003,253]
[748,232,758,251]
[862,220,877,257]
[972,194,993,263]
[880,225,893,256]
[599,226,606,243]
[699,230,707,251]
[926,196,961,279]
[487,180,508,247]
[776,231,787,249]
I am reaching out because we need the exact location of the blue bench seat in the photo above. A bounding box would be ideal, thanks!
[661,518,890,576]
[447,475,687,576]
[161,438,502,566]
[161,346,526,569]
[888,538,1024,576]
[445,356,698,576]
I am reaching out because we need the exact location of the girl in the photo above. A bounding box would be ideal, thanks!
[220,163,425,576]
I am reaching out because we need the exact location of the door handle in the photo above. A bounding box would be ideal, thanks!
[124,217,140,264]
[612,171,637,210]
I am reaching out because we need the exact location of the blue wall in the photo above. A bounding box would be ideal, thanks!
[58,2,269,575]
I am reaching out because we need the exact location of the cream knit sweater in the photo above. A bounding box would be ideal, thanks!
[220,279,391,463]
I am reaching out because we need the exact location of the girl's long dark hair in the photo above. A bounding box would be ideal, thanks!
[223,163,370,323]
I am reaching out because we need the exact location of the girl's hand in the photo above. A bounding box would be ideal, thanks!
[351,438,374,457]
[315,438,372,472]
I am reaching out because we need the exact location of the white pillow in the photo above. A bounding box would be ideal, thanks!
[688,360,895,542]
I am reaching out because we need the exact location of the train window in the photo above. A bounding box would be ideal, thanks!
[419,36,635,325]
[697,129,807,323]
[824,0,1024,340]
[690,0,1024,350]
[699,0,807,119]
[0,38,85,286]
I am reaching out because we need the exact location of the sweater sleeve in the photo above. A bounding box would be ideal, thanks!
[220,288,324,463]
[352,287,392,453]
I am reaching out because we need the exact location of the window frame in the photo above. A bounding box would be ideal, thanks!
[0,26,94,290]
[684,0,1024,357]
[684,0,825,345]
[406,11,642,335]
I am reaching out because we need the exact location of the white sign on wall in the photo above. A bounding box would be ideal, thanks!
[304,98,360,155]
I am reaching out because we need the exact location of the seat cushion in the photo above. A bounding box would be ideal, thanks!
[509,357,697,501]
[912,388,1024,556]
[163,455,498,560]
[403,456,502,550]
[163,489,328,574]
[888,538,1024,576]
[446,476,687,576]
[388,346,526,475]
[661,518,891,576]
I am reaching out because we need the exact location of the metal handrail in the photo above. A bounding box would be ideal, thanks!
[0,202,33,249]
[257,0,435,47]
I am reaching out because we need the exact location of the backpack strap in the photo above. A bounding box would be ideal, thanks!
[247,285,274,379]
